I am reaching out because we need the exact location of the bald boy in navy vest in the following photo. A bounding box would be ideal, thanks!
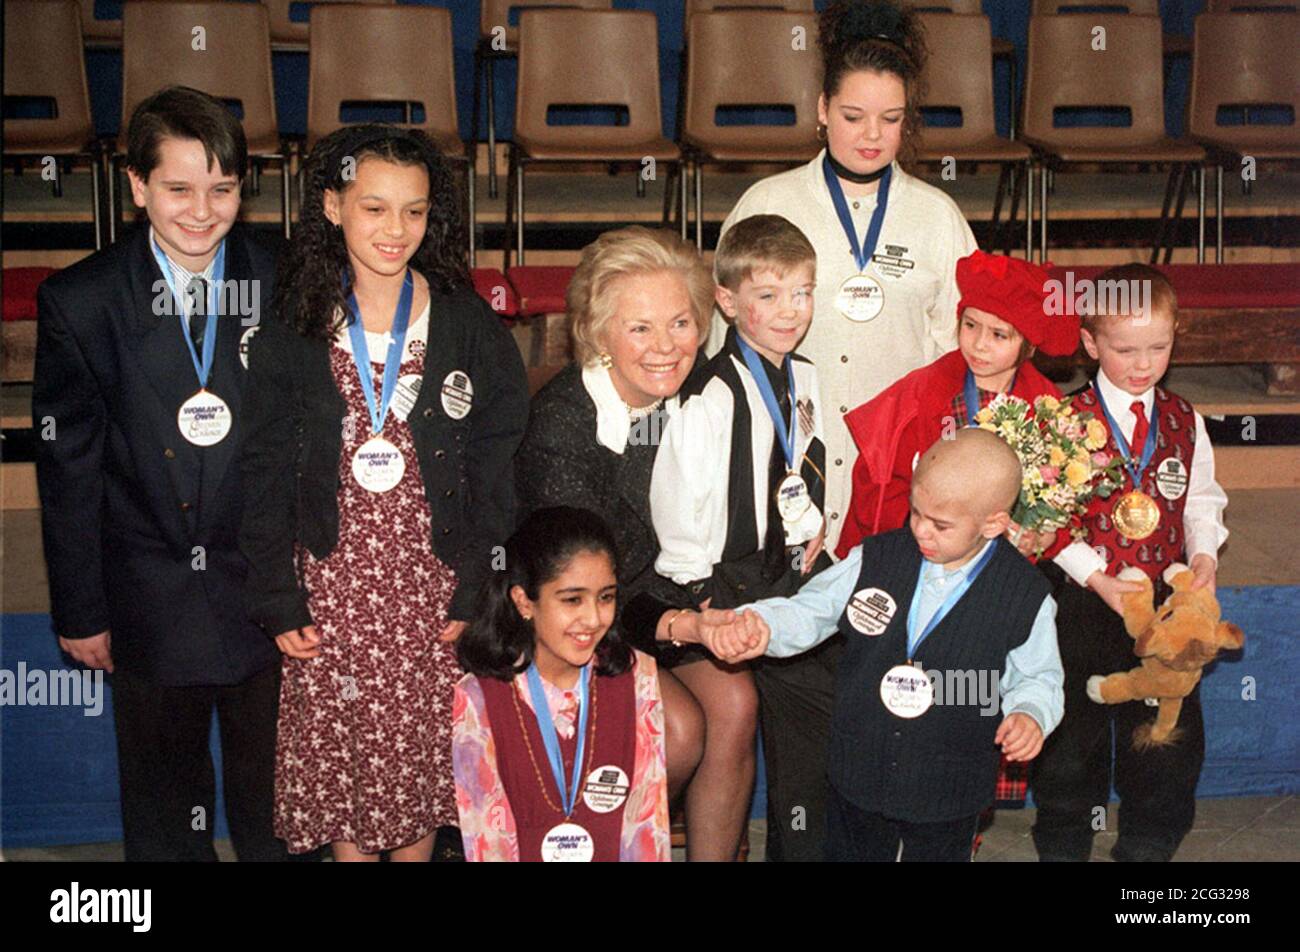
[707,429,1064,861]
[34,86,291,861]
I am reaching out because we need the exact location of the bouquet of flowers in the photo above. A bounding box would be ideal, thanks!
[974,393,1126,536]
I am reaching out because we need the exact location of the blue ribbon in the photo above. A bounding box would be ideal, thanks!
[906,539,999,658]
[1092,382,1159,486]
[344,271,414,435]
[525,663,591,818]
[962,368,1017,426]
[823,154,892,273]
[735,334,797,469]
[152,237,226,389]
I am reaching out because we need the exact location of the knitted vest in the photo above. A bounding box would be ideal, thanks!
[830,529,1050,822]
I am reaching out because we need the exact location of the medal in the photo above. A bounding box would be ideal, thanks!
[153,236,231,446]
[823,154,892,322]
[880,663,934,718]
[1093,384,1161,540]
[516,663,598,862]
[344,270,414,492]
[836,273,885,322]
[177,389,232,446]
[351,436,406,493]
[1113,490,1160,540]
[889,540,998,717]
[776,472,811,522]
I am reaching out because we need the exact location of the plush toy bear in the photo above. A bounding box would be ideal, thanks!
[1086,563,1244,750]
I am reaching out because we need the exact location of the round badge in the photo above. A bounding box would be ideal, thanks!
[391,373,423,423]
[836,273,885,322]
[238,325,259,371]
[846,587,897,636]
[880,664,934,719]
[541,822,594,862]
[177,389,232,446]
[441,370,473,420]
[776,472,811,523]
[351,436,406,493]
[582,764,630,814]
[1154,457,1188,501]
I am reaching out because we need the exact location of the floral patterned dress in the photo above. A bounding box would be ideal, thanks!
[274,309,462,854]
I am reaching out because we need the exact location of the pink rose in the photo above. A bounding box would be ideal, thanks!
[1039,465,1060,482]
[1091,451,1110,467]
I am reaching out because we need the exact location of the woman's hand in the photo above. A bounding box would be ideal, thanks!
[801,523,826,575]
[439,620,469,643]
[276,625,322,659]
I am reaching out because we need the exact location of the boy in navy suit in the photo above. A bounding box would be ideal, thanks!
[35,86,290,860]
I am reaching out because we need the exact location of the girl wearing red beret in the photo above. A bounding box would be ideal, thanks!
[836,250,1081,559]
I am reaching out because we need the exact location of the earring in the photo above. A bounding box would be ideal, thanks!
[598,353,613,370]
[816,123,827,142]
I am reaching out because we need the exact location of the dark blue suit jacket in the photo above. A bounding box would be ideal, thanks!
[34,222,280,686]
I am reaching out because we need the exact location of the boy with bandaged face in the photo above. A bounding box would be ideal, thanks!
[708,428,1064,861]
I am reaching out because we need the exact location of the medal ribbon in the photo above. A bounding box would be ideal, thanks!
[823,153,892,273]
[962,368,1017,426]
[905,540,998,659]
[152,237,225,389]
[735,334,797,470]
[525,663,591,818]
[345,270,414,436]
[1093,383,1159,486]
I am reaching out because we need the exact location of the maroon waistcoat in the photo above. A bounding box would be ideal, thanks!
[1076,384,1198,581]
[479,666,637,862]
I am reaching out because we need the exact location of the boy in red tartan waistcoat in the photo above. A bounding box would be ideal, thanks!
[1031,264,1229,862]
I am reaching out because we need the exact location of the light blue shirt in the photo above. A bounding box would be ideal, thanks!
[748,538,1065,735]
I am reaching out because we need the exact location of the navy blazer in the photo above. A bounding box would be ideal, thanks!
[33,222,280,686]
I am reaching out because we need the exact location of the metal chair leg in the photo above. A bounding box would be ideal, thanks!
[679,159,688,241]
[281,155,292,241]
[1216,164,1224,263]
[693,160,703,251]
[1039,162,1048,264]
[1152,164,1179,264]
[1025,161,1034,261]
[487,56,498,200]
[1197,164,1206,264]
[516,155,525,268]
[90,151,104,251]
[467,155,477,268]
[1166,163,1190,265]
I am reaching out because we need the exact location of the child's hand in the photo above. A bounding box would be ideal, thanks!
[276,625,321,659]
[1086,570,1147,616]
[1006,520,1056,558]
[701,610,769,663]
[995,712,1044,762]
[801,523,826,575]
[1189,553,1217,595]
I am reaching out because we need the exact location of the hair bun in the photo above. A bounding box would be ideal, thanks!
[839,1,909,49]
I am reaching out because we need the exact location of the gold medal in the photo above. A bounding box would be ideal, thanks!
[1113,490,1160,540]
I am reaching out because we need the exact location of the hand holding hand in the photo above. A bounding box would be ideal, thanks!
[1086,571,1147,617]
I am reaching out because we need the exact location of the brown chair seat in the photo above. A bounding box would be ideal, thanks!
[1020,137,1206,164]
[917,136,1033,163]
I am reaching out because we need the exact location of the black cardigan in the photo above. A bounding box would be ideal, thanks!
[515,361,701,659]
[239,284,529,636]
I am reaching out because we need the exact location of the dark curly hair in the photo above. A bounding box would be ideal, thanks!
[458,506,634,682]
[819,0,930,169]
[273,124,470,341]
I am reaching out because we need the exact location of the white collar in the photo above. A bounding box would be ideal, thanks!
[582,362,679,455]
[922,537,996,583]
[1095,367,1154,421]
[149,226,218,283]
[332,301,431,364]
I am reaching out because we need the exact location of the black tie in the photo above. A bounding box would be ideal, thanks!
[187,277,208,353]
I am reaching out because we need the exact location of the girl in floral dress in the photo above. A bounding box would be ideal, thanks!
[453,506,671,862]
[240,125,528,861]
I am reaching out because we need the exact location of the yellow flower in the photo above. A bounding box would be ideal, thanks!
[1040,395,1061,413]
[979,422,996,432]
[1061,404,1074,416]
[975,407,994,424]
[1048,446,1067,467]
[1084,418,1107,450]
[1074,446,1091,465]
[1065,460,1089,486]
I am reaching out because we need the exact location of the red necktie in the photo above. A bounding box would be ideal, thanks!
[1129,400,1149,460]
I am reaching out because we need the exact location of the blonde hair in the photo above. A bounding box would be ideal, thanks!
[568,226,714,366]
[713,214,817,292]
[1080,263,1178,336]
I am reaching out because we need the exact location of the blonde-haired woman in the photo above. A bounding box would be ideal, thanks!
[516,226,758,861]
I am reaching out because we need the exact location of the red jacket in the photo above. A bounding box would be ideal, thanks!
[836,350,1063,559]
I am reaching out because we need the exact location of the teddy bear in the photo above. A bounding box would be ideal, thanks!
[1086,563,1244,750]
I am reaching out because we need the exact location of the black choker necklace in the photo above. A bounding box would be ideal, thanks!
[825,150,890,185]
